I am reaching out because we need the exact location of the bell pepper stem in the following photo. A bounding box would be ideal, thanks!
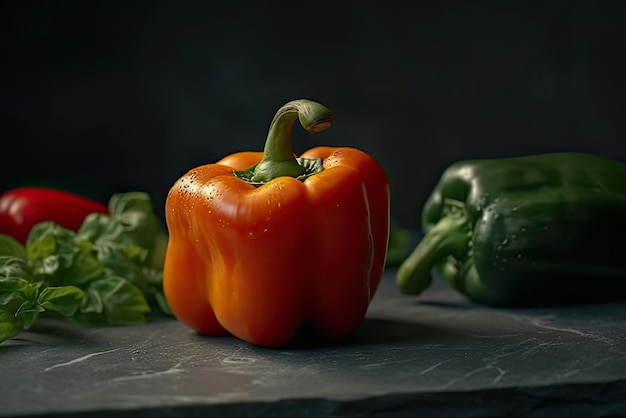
[396,213,469,295]
[251,99,333,183]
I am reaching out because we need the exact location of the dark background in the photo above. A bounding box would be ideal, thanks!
[2,0,625,227]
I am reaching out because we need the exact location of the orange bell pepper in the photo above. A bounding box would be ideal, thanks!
[163,99,390,347]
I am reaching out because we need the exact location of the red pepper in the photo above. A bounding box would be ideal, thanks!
[0,187,109,244]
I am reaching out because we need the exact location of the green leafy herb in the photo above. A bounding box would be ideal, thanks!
[0,192,170,344]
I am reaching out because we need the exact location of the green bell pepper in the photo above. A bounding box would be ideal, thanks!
[396,152,626,306]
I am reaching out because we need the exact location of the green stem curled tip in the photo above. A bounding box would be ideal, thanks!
[243,99,333,184]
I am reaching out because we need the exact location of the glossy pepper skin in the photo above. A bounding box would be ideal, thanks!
[0,187,109,244]
[396,153,626,307]
[163,99,390,347]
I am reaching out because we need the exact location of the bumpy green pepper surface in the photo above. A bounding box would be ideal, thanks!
[396,152,626,307]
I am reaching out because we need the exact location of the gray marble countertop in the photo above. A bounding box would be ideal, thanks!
[2,271,626,418]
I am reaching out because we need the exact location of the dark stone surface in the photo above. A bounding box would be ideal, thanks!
[2,271,626,417]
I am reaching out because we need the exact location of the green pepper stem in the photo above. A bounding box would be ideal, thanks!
[395,214,469,295]
[251,99,333,183]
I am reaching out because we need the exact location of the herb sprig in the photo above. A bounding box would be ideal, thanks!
[0,192,170,343]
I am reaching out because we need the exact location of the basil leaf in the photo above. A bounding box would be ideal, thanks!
[68,246,105,285]
[15,300,45,315]
[79,192,160,252]
[0,256,33,282]
[0,308,21,342]
[154,291,173,316]
[107,192,167,270]
[73,275,150,326]
[26,223,103,286]
[0,277,32,305]
[108,191,155,219]
[96,242,147,292]
[76,212,113,243]
[27,222,78,278]
[0,269,42,338]
[15,305,40,329]
[79,285,103,313]
[38,286,84,316]
[26,222,63,260]
[0,235,27,258]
